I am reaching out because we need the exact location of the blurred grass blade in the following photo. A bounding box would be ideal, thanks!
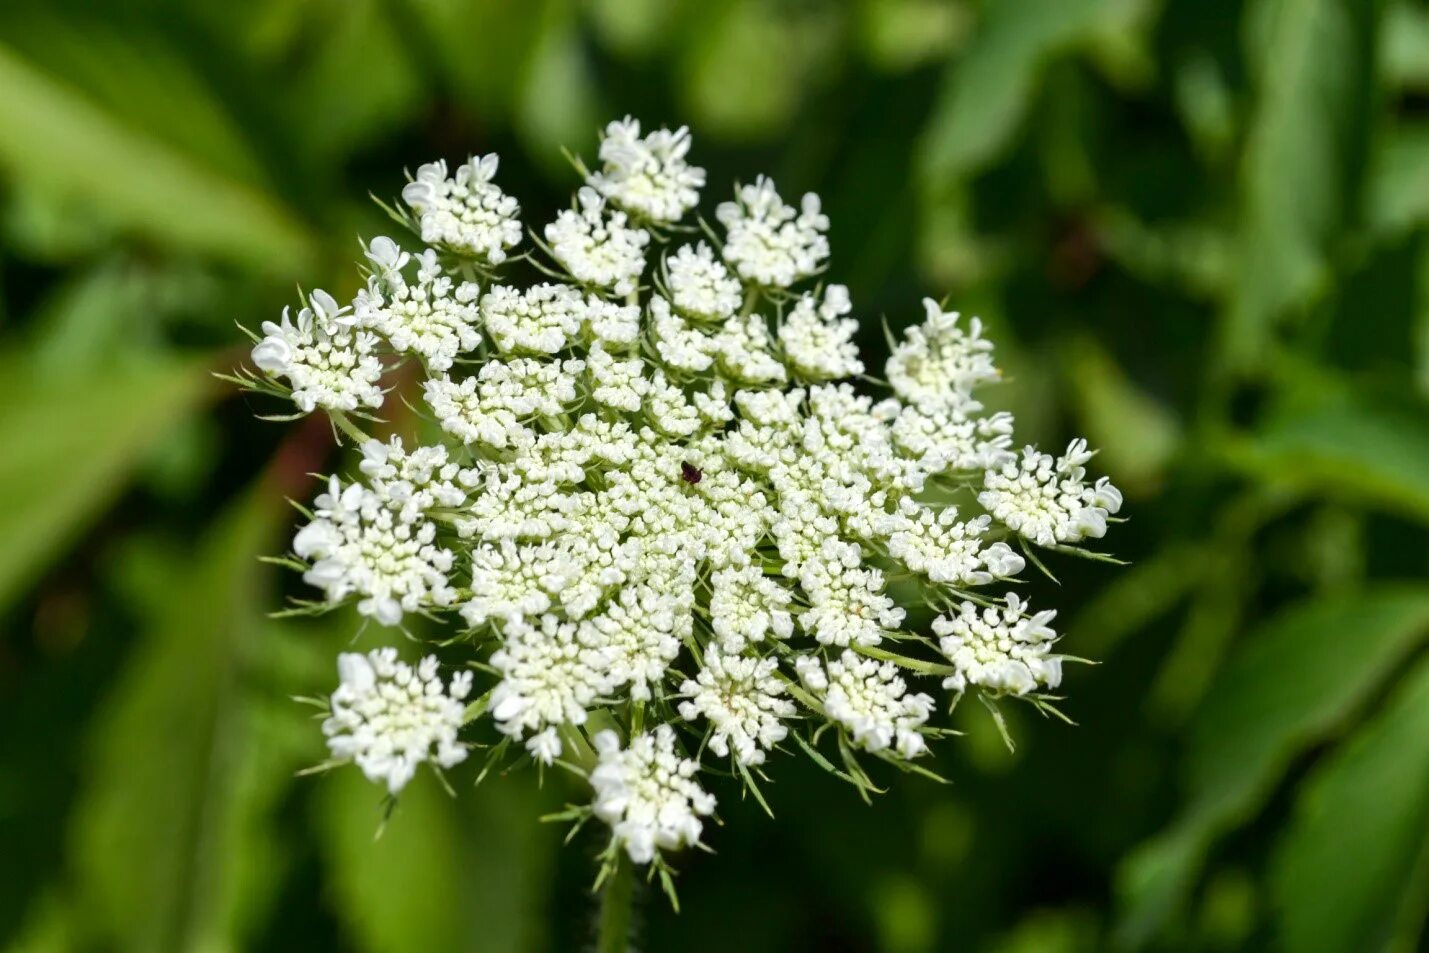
[317,770,556,953]
[1380,1,1429,90]
[1061,334,1181,494]
[283,0,421,162]
[514,1,601,175]
[0,355,215,612]
[0,41,314,273]
[1065,543,1204,658]
[1116,587,1429,945]
[1227,394,1429,525]
[1222,0,1376,371]
[1269,652,1429,953]
[1,16,270,189]
[1367,123,1429,239]
[917,0,1132,184]
[68,488,300,952]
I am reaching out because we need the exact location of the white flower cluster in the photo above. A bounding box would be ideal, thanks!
[544,187,650,296]
[354,241,481,373]
[796,651,934,759]
[401,154,522,263]
[294,471,459,626]
[678,648,794,766]
[717,177,830,288]
[588,117,705,224]
[251,290,384,413]
[665,243,741,321]
[979,439,1124,547]
[250,120,1123,876]
[934,594,1061,696]
[323,648,472,794]
[591,726,716,864]
[778,284,863,381]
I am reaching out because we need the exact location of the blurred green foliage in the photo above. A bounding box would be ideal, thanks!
[1,0,1427,950]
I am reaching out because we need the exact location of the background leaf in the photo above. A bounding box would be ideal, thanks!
[0,41,314,272]
[1229,393,1429,524]
[1269,652,1429,953]
[317,770,557,953]
[0,357,215,612]
[67,488,306,952]
[1117,587,1429,944]
[917,0,1127,184]
[1222,0,1376,370]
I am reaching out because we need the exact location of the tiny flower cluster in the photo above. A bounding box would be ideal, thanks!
[239,119,1123,887]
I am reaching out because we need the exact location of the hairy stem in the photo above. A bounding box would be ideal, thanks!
[596,855,636,953]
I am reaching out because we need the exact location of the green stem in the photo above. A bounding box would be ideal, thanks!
[327,410,370,445]
[596,855,636,953]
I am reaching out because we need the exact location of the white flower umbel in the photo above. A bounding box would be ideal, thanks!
[461,538,573,626]
[891,402,1016,473]
[665,243,742,321]
[798,540,904,647]
[354,245,481,373]
[293,477,457,625]
[678,648,794,766]
[886,299,1000,412]
[933,594,1062,696]
[591,726,716,864]
[244,118,1124,886]
[884,498,1025,587]
[716,176,829,289]
[795,650,934,759]
[545,186,650,296]
[322,649,472,794]
[251,289,384,414]
[588,117,705,224]
[709,565,795,654]
[479,283,586,355]
[979,439,1124,547]
[778,284,863,381]
[423,358,585,450]
[402,154,522,264]
[489,615,613,761]
[358,436,474,523]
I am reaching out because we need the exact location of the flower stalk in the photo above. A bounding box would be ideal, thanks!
[596,855,637,953]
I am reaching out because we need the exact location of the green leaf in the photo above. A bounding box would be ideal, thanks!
[282,0,422,162]
[67,488,307,952]
[1228,393,1429,525]
[1221,0,1377,370]
[1381,1,1429,90]
[586,0,685,59]
[514,2,602,176]
[1061,334,1182,493]
[917,0,1135,184]
[1116,587,1429,945]
[4,892,82,953]
[0,15,270,189]
[404,0,546,121]
[856,0,972,73]
[1094,208,1232,300]
[1366,122,1429,239]
[0,40,314,272]
[316,769,557,953]
[1066,543,1204,658]
[0,355,215,611]
[1269,652,1429,953]
[1191,586,1429,823]
[680,0,840,142]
